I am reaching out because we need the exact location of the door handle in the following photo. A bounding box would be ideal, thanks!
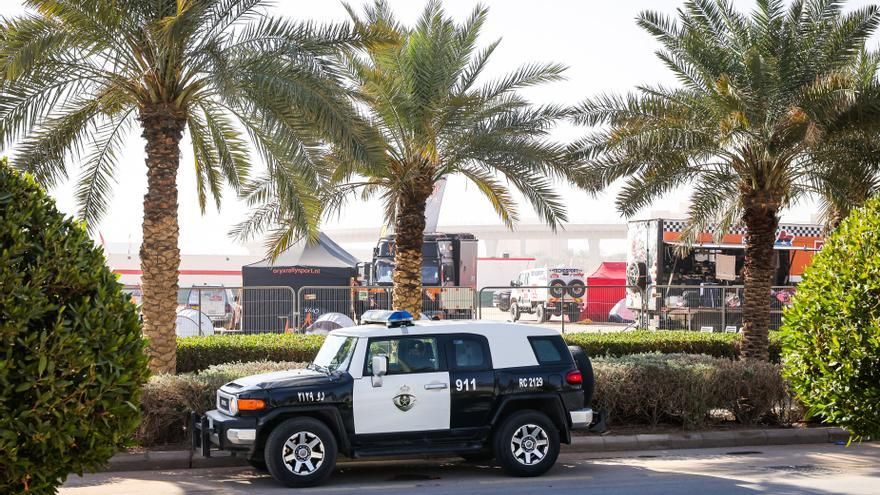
[424,382,448,390]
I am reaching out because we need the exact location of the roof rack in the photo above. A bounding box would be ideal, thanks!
[359,310,415,328]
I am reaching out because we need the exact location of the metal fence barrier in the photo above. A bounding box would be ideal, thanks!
[121,282,795,336]
[477,285,647,333]
[649,285,795,332]
[122,285,296,335]
[297,286,477,331]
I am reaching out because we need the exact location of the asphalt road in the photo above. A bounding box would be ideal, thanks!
[61,443,879,495]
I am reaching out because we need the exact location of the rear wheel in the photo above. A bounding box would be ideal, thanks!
[566,308,581,323]
[510,302,520,322]
[494,410,559,477]
[264,417,337,488]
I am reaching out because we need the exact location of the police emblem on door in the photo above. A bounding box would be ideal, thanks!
[393,385,416,411]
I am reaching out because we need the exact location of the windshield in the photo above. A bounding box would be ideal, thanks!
[421,265,440,285]
[312,335,357,372]
[376,260,394,283]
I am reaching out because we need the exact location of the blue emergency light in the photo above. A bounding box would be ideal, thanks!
[360,309,415,327]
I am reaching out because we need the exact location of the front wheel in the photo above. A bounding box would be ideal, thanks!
[510,302,520,322]
[264,417,338,488]
[494,410,560,477]
[535,304,548,323]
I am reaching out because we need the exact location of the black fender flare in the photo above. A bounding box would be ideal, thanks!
[256,405,351,453]
[490,393,571,444]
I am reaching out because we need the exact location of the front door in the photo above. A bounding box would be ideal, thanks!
[353,336,450,434]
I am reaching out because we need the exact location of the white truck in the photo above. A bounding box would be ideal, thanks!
[509,267,586,323]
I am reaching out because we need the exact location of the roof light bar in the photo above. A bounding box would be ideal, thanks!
[360,309,415,327]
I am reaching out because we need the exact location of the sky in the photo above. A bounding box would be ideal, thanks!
[3,0,877,255]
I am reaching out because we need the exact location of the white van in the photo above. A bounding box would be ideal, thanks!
[509,267,585,323]
[183,286,236,329]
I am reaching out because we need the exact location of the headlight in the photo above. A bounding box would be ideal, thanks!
[216,390,238,415]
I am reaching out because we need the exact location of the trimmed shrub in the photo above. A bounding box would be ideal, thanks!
[592,354,792,427]
[177,334,324,373]
[137,354,797,445]
[0,162,150,494]
[177,331,782,372]
[137,361,306,446]
[781,196,880,440]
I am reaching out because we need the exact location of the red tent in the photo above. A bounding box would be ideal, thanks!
[582,262,627,321]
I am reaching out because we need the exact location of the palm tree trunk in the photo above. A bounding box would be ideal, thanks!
[392,181,434,315]
[138,103,186,374]
[740,191,779,361]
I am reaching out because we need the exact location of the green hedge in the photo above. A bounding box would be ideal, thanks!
[177,334,325,373]
[177,331,782,373]
[141,353,799,446]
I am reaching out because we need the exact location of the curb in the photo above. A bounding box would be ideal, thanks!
[106,427,850,473]
[565,426,850,453]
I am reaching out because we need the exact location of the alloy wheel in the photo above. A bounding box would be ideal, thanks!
[281,431,325,475]
[510,424,549,466]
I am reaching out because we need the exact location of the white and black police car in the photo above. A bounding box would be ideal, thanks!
[192,310,601,487]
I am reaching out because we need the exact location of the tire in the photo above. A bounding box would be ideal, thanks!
[493,410,560,477]
[566,308,581,323]
[567,345,595,409]
[264,417,338,488]
[510,302,520,322]
[567,280,586,298]
[535,304,548,323]
[549,280,566,298]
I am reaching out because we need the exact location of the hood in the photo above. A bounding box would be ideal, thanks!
[223,368,332,392]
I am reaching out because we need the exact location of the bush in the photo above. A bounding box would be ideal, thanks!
[177,331,782,373]
[566,331,782,362]
[177,334,324,373]
[137,354,797,446]
[593,354,793,427]
[0,162,150,494]
[781,196,880,441]
[138,361,305,446]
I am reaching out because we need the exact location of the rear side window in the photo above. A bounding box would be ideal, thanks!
[449,336,490,371]
[528,336,569,365]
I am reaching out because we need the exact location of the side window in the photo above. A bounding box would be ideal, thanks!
[528,336,569,365]
[365,336,441,375]
[449,336,490,371]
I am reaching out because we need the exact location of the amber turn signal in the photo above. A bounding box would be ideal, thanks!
[237,399,266,411]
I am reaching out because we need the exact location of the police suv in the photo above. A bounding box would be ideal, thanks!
[192,310,598,487]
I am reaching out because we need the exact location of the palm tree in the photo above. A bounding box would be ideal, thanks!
[0,0,378,373]
[243,1,579,315]
[332,1,578,314]
[570,0,880,360]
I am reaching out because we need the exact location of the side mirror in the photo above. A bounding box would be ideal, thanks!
[510,280,518,287]
[371,355,388,387]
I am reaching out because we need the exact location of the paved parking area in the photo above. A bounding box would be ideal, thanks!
[62,442,879,495]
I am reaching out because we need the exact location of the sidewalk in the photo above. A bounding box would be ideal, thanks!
[107,426,850,473]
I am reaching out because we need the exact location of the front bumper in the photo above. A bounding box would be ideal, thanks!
[191,409,257,457]
[569,408,594,429]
